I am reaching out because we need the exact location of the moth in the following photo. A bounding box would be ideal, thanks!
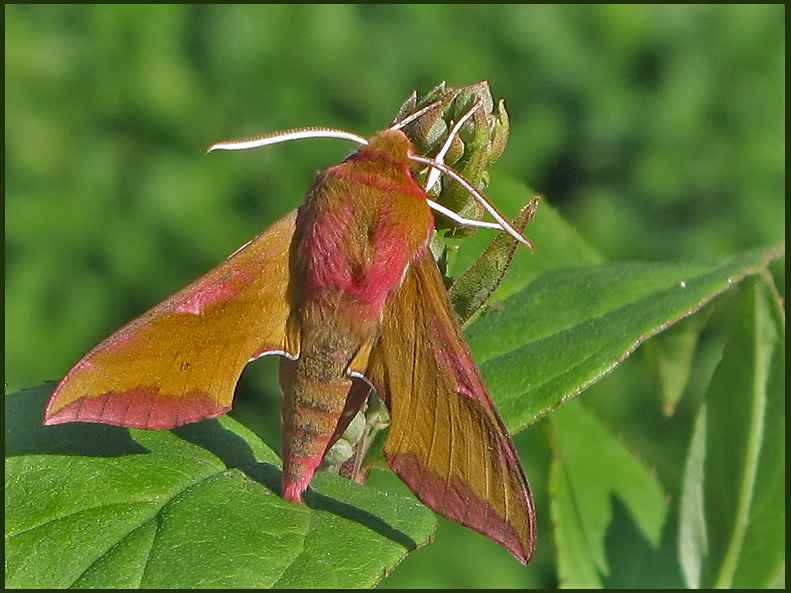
[45,93,538,564]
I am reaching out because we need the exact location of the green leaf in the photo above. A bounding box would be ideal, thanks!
[679,275,785,588]
[5,385,437,589]
[466,243,784,432]
[643,309,711,415]
[548,448,601,588]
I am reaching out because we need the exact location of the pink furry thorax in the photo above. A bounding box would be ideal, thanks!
[296,130,433,322]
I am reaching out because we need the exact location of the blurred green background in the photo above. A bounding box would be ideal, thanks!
[5,5,784,588]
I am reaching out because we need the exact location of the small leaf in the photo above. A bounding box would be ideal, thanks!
[644,310,711,415]
[549,399,673,588]
[449,196,539,324]
[678,400,709,588]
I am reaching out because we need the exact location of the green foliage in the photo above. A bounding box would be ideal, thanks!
[6,5,784,588]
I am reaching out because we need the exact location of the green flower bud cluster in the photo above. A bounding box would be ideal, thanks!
[394,81,511,237]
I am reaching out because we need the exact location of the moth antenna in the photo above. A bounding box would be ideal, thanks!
[424,199,506,232]
[424,101,484,193]
[208,117,532,249]
[410,154,535,250]
[208,128,368,153]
